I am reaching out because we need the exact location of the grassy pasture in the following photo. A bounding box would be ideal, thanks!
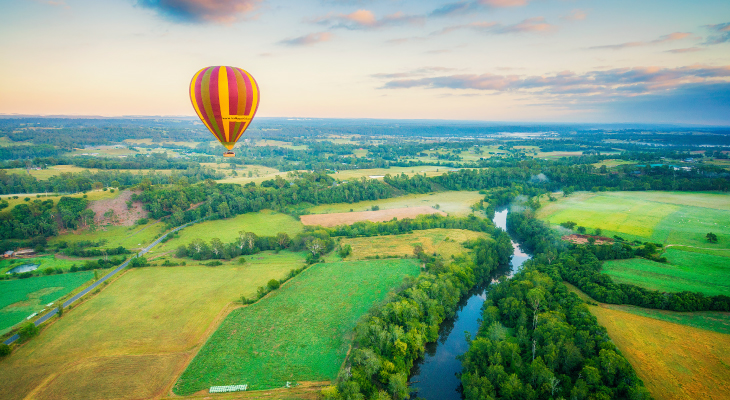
[216,165,292,185]
[301,206,444,227]
[0,271,93,332]
[590,305,730,400]
[341,228,487,260]
[307,191,484,217]
[0,252,301,400]
[174,258,420,394]
[602,256,730,297]
[152,211,303,256]
[563,282,730,400]
[0,188,118,208]
[537,191,730,246]
[50,220,167,250]
[330,166,464,180]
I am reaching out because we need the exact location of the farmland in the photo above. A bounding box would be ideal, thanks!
[174,258,420,394]
[50,220,167,250]
[538,191,730,295]
[564,282,730,400]
[0,271,93,333]
[0,252,301,400]
[301,206,444,227]
[306,190,484,217]
[590,305,730,400]
[151,210,304,256]
[341,228,488,260]
[602,255,730,296]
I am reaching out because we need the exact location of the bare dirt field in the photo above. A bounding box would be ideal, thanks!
[561,234,614,245]
[88,190,147,226]
[300,206,445,227]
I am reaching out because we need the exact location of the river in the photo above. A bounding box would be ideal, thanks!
[408,208,531,400]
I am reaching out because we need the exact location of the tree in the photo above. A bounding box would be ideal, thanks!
[706,232,718,243]
[276,232,290,249]
[306,238,325,257]
[267,279,281,290]
[19,322,39,340]
[210,238,224,258]
[577,226,586,234]
[57,305,64,318]
[0,344,10,357]
[595,228,602,236]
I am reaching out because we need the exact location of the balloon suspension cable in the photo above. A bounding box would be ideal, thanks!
[223,151,235,157]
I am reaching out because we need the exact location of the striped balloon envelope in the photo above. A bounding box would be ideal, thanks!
[189,66,260,157]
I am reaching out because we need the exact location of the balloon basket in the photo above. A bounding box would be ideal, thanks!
[223,151,235,157]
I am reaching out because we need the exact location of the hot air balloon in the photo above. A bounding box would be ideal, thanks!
[190,66,260,157]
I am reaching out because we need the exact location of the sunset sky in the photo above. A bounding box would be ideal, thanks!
[1,0,729,124]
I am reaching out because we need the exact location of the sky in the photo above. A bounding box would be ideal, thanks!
[1,0,729,124]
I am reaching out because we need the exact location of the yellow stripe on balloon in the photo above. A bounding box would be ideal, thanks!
[243,69,259,118]
[218,66,231,142]
[190,68,215,139]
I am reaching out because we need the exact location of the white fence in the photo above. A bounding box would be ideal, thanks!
[209,384,248,393]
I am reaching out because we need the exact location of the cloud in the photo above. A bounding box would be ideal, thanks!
[33,0,69,7]
[665,47,703,54]
[371,67,457,79]
[137,0,261,24]
[705,22,730,44]
[311,9,423,30]
[588,32,695,50]
[279,32,333,46]
[560,9,587,21]
[376,65,730,98]
[435,17,554,36]
[429,0,530,17]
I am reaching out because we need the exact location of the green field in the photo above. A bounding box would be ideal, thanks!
[50,220,167,250]
[151,211,304,257]
[0,271,93,332]
[603,256,730,296]
[342,228,487,260]
[0,252,301,400]
[602,304,730,335]
[0,189,118,209]
[174,258,420,394]
[540,191,730,296]
[307,191,484,217]
[329,166,465,181]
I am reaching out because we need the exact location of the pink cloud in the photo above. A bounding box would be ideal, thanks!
[589,32,696,50]
[280,32,333,46]
[561,9,587,21]
[138,0,262,24]
[312,9,423,30]
[478,0,530,7]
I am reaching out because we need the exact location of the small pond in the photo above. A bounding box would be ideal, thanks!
[6,263,40,274]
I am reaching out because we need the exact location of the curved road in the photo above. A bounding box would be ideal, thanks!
[3,221,198,346]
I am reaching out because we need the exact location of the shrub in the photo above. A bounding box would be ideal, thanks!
[205,260,223,267]
[19,322,39,340]
[0,344,10,357]
[267,279,281,290]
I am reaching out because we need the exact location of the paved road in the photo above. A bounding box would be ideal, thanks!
[3,221,198,346]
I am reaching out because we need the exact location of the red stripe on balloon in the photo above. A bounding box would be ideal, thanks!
[209,67,224,140]
[243,70,254,116]
[227,66,238,137]
[195,68,213,137]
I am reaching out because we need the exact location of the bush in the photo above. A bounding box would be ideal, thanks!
[19,322,39,340]
[0,344,10,357]
[136,217,149,226]
[205,260,223,267]
[267,279,281,290]
[238,257,247,264]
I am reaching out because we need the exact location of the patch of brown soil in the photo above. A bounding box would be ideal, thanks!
[88,190,148,227]
[562,234,614,245]
[300,206,446,228]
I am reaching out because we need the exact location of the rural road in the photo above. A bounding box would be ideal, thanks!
[3,220,199,346]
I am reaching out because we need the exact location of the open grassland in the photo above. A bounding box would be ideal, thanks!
[602,255,730,296]
[330,165,464,181]
[123,138,202,148]
[50,220,167,250]
[5,165,100,179]
[301,206,445,227]
[539,191,730,295]
[0,252,302,400]
[590,305,730,400]
[307,191,484,217]
[0,271,93,332]
[592,159,635,168]
[152,211,304,255]
[341,228,488,260]
[537,191,730,245]
[0,188,118,208]
[0,255,85,275]
[174,259,420,394]
[253,139,308,150]
[601,304,730,335]
[216,165,294,185]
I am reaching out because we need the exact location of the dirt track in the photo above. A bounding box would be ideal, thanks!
[300,206,446,227]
